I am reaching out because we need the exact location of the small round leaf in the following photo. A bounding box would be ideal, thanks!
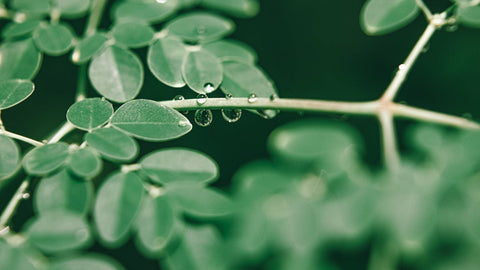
[66,98,114,131]
[182,50,223,94]
[23,142,69,175]
[67,148,102,178]
[0,79,34,110]
[221,61,277,98]
[2,20,42,39]
[168,186,233,218]
[113,0,178,24]
[85,128,138,162]
[72,33,108,64]
[50,254,125,270]
[0,38,42,80]
[33,23,75,56]
[0,135,20,180]
[112,22,154,48]
[147,37,188,88]
[202,39,257,63]
[360,0,419,35]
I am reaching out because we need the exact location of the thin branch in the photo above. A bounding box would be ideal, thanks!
[85,0,108,36]
[0,178,30,230]
[415,0,433,20]
[0,130,44,147]
[76,65,88,102]
[47,121,75,144]
[0,111,5,131]
[378,110,400,171]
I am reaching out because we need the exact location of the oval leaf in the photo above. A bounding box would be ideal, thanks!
[52,0,90,17]
[112,22,154,48]
[23,142,69,175]
[203,39,257,63]
[11,0,50,13]
[84,128,138,162]
[72,33,108,64]
[94,171,144,247]
[135,195,176,256]
[0,79,34,110]
[50,254,125,270]
[182,50,223,94]
[165,11,235,43]
[0,241,39,270]
[168,186,233,218]
[458,5,480,27]
[34,169,93,215]
[0,38,42,80]
[221,61,277,98]
[147,37,188,88]
[2,20,42,39]
[201,0,259,18]
[89,45,144,103]
[66,98,114,131]
[24,211,92,253]
[113,0,178,24]
[110,99,192,142]
[140,148,218,185]
[33,23,74,55]
[67,148,102,178]
[360,0,419,35]
[0,135,20,180]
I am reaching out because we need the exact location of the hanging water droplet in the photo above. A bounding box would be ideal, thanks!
[196,94,207,105]
[248,93,258,103]
[258,109,279,119]
[173,95,184,101]
[421,43,430,53]
[22,193,30,199]
[398,64,406,71]
[203,83,215,93]
[225,93,233,100]
[269,94,279,101]
[178,120,190,127]
[194,109,213,127]
[196,25,206,34]
[221,109,242,123]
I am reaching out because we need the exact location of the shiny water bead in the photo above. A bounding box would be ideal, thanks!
[194,109,213,127]
[221,109,242,123]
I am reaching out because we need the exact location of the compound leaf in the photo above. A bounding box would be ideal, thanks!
[0,79,35,110]
[50,254,125,270]
[0,38,42,80]
[113,0,178,24]
[33,23,75,56]
[66,98,113,131]
[167,186,233,218]
[360,0,419,35]
[34,169,93,215]
[165,11,234,43]
[94,171,144,247]
[23,142,69,175]
[112,22,154,48]
[85,128,138,162]
[147,37,188,88]
[67,148,102,178]
[201,0,259,18]
[110,99,192,142]
[202,39,257,63]
[89,46,143,103]
[221,61,276,98]
[182,50,223,94]
[140,148,218,185]
[0,135,20,180]
[72,33,108,64]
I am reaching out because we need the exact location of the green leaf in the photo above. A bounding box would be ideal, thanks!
[165,11,235,43]
[0,241,39,270]
[34,169,93,215]
[67,148,102,178]
[84,128,138,162]
[360,0,419,35]
[178,0,199,8]
[168,186,233,218]
[113,0,179,24]
[110,99,192,142]
[201,0,259,18]
[2,20,41,39]
[0,38,42,80]
[11,0,50,13]
[182,50,223,94]
[135,195,176,256]
[52,0,90,18]
[0,79,35,110]
[23,142,69,175]
[33,23,75,56]
[221,61,277,98]
[24,211,92,253]
[50,254,125,270]
[202,39,257,63]
[140,148,218,185]
[0,135,20,180]
[112,22,154,48]
[164,224,228,270]
[94,171,144,247]
[147,37,188,88]
[66,98,114,131]
[458,5,480,27]
[72,33,108,64]
[89,46,144,103]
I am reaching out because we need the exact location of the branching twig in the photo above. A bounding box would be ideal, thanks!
[378,109,400,171]
[0,178,30,230]
[0,130,44,146]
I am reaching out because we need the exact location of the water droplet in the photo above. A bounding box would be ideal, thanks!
[196,25,206,34]
[421,43,430,53]
[248,93,258,103]
[203,83,215,93]
[173,95,184,101]
[221,109,242,123]
[269,94,279,101]
[225,93,233,100]
[194,109,213,127]
[398,64,406,71]
[156,0,167,3]
[22,193,30,199]
[178,120,190,127]
[257,109,279,119]
[0,226,10,236]
[196,94,207,105]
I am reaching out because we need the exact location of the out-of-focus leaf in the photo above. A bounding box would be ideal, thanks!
[0,38,42,80]
[72,33,108,64]
[11,0,50,13]
[50,254,125,270]
[89,46,144,103]
[94,172,144,247]
[110,99,192,142]
[34,169,93,215]
[201,0,259,18]
[167,186,233,218]
[112,22,154,48]
[2,20,41,39]
[202,39,257,63]
[140,148,218,185]
[360,0,419,35]
[458,5,480,27]
[165,11,234,43]
[52,0,90,17]
[24,211,92,253]
[221,61,276,98]
[182,50,223,94]
[23,142,69,175]
[84,128,138,162]
[67,148,102,178]
[0,135,20,180]
[0,241,40,270]
[147,37,187,88]
[113,0,178,24]
[66,98,114,131]
[0,79,34,110]
[33,23,75,56]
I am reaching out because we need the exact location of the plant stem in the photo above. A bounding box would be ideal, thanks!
[378,110,400,171]
[85,0,108,36]
[415,0,433,20]
[0,178,30,230]
[47,121,75,144]
[76,65,88,102]
[0,130,44,146]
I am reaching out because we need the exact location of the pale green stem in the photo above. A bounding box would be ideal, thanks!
[415,0,433,20]
[0,111,5,131]
[0,178,30,231]
[378,109,400,171]
[0,130,44,146]
[47,121,75,144]
[85,0,108,36]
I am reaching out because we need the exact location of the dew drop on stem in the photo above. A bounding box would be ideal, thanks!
[270,94,279,101]
[22,193,30,199]
[195,109,213,127]
[225,93,233,100]
[248,93,258,103]
[156,0,167,3]
[173,95,184,101]
[196,94,208,105]
[204,83,215,93]
[221,109,242,123]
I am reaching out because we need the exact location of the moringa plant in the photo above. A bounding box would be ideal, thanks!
[0,0,480,269]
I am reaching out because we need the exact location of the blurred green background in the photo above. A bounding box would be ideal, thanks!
[1,0,480,269]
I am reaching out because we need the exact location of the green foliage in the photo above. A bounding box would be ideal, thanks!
[0,135,20,180]
[66,98,113,131]
[0,38,41,80]
[33,23,74,56]
[23,143,70,175]
[361,0,419,35]
[0,80,34,110]
[84,128,138,161]
[147,37,188,88]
